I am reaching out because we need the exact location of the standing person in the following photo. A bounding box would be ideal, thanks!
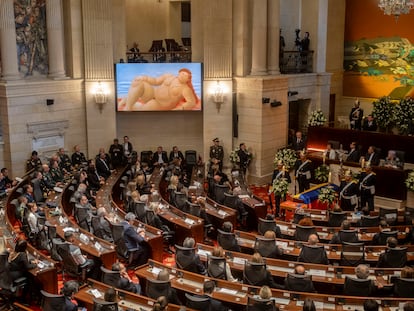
[210,138,224,171]
[271,161,291,217]
[359,164,376,211]
[295,151,312,193]
[123,136,133,164]
[291,131,306,152]
[109,138,124,168]
[350,98,363,130]
[237,143,251,177]
[339,170,359,211]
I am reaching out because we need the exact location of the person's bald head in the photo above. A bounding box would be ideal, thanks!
[294,264,306,275]
[308,234,319,245]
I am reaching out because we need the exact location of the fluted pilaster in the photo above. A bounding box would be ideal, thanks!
[0,0,19,80]
[267,0,280,75]
[46,0,66,78]
[250,0,268,75]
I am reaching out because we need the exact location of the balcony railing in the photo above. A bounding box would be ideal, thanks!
[280,50,314,74]
[125,51,192,63]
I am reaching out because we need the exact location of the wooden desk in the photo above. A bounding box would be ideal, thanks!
[95,169,164,262]
[233,229,414,264]
[238,194,267,230]
[135,260,414,311]
[75,279,191,311]
[45,191,117,268]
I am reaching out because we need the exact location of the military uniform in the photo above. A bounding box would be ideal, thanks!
[359,171,376,211]
[26,158,42,172]
[210,141,224,171]
[50,167,64,183]
[59,153,72,172]
[339,180,359,211]
[295,159,312,193]
[71,152,87,166]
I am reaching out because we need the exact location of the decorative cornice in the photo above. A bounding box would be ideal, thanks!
[27,120,69,139]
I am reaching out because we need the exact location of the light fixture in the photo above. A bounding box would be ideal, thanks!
[94,81,108,113]
[378,0,414,20]
[213,81,224,104]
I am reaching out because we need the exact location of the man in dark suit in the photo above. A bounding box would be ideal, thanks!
[202,280,229,311]
[168,146,185,163]
[365,146,380,166]
[96,152,111,179]
[295,151,312,193]
[120,212,150,267]
[152,146,168,167]
[363,115,377,131]
[284,264,316,292]
[339,170,359,211]
[61,280,79,311]
[291,131,306,151]
[123,136,134,164]
[359,164,376,211]
[237,143,251,176]
[329,220,359,244]
[346,141,360,163]
[71,145,87,166]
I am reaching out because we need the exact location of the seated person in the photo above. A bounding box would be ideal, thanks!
[346,142,360,163]
[323,143,337,160]
[202,280,229,311]
[95,207,113,242]
[365,146,380,166]
[298,234,329,264]
[352,264,382,294]
[284,264,316,292]
[61,280,80,311]
[152,296,168,311]
[384,150,403,169]
[251,286,276,311]
[157,268,182,305]
[8,239,38,280]
[49,159,65,184]
[364,300,379,311]
[111,262,141,294]
[210,246,238,282]
[330,220,359,244]
[244,252,281,288]
[362,115,377,132]
[376,237,407,268]
[255,231,283,259]
[152,146,168,168]
[135,174,151,195]
[303,299,316,311]
[401,266,414,279]
[218,221,240,252]
[96,152,112,179]
[176,237,206,275]
[372,220,392,245]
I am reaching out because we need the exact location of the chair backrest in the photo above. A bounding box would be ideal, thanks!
[146,278,171,300]
[131,201,147,222]
[341,242,365,266]
[181,37,191,47]
[379,208,398,225]
[257,218,277,236]
[148,40,163,52]
[173,191,188,210]
[298,244,328,265]
[92,297,119,311]
[328,211,347,227]
[100,266,121,288]
[91,216,105,239]
[185,150,197,166]
[394,277,414,298]
[243,261,267,286]
[207,255,227,280]
[343,276,373,296]
[360,215,379,227]
[380,247,407,268]
[254,237,280,259]
[55,240,80,275]
[40,290,66,311]
[217,229,240,252]
[185,293,211,310]
[75,206,90,231]
[214,184,230,204]
[175,245,199,273]
[140,151,153,164]
[395,150,405,164]
[0,252,13,290]
[223,192,239,209]
[185,202,201,218]
[404,206,414,224]
[378,230,398,245]
[111,223,128,259]
[247,296,276,311]
[338,229,359,244]
[294,225,316,242]
[284,273,314,292]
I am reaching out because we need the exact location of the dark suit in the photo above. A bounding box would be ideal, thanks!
[152,151,168,166]
[350,107,363,130]
[363,119,377,131]
[346,149,360,163]
[292,137,307,151]
[330,230,359,244]
[365,152,380,166]
[339,180,359,211]
[295,159,312,193]
[237,149,251,175]
[169,150,184,163]
[359,171,376,211]
[64,296,78,311]
[109,143,124,167]
[96,158,111,179]
[120,220,149,267]
[284,274,316,292]
[71,152,86,166]
[193,294,228,311]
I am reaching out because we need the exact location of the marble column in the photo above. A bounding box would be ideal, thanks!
[267,0,280,75]
[46,0,66,78]
[0,0,20,80]
[250,0,267,76]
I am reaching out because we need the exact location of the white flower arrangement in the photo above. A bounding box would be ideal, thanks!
[272,177,289,197]
[318,186,336,204]
[395,97,414,135]
[229,148,240,164]
[314,164,329,183]
[372,96,396,131]
[308,109,327,127]
[273,148,297,170]
[405,170,414,192]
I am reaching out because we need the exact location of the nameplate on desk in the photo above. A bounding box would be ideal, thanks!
[278,225,288,232]
[217,209,227,216]
[276,241,288,248]
[79,233,89,244]
[309,269,326,277]
[189,186,197,190]
[197,249,211,257]
[150,266,162,275]
[94,242,104,252]
[184,218,195,225]
[59,216,65,224]
[342,304,363,311]
[37,261,46,269]
[274,297,290,305]
[217,288,238,295]
[62,227,75,233]
[318,232,328,238]
[233,257,246,265]
[53,186,63,193]
[88,289,103,298]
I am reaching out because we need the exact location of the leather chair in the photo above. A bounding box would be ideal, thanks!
[328,211,347,227]
[294,225,316,242]
[185,293,211,310]
[175,245,199,273]
[377,230,398,245]
[379,207,398,226]
[217,229,240,252]
[93,297,119,311]
[185,150,197,167]
[254,237,282,259]
[173,191,188,210]
[257,217,279,236]
[207,255,227,280]
[377,247,407,268]
[40,290,66,311]
[284,273,316,292]
[0,252,28,308]
[146,278,171,300]
[404,206,414,224]
[247,296,276,311]
[343,276,374,296]
[213,184,230,204]
[111,223,139,264]
[340,242,365,266]
[359,215,379,227]
[100,266,122,288]
[55,240,90,283]
[393,277,414,298]
[298,244,329,265]
[75,206,90,232]
[130,200,146,223]
[337,229,359,244]
[243,261,268,286]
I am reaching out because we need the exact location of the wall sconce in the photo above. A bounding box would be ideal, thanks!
[94,81,108,113]
[213,81,224,104]
[262,97,270,104]
[271,100,282,107]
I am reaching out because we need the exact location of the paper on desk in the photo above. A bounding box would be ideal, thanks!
[197,249,211,257]
[342,304,363,311]
[238,195,250,199]
[37,261,46,269]
[62,227,76,232]
[276,241,288,248]
[150,266,162,275]
[217,209,227,216]
[184,218,195,225]
[273,297,290,305]
[309,269,326,277]
[89,289,103,298]
[232,257,246,265]
[278,225,288,232]
[217,288,238,295]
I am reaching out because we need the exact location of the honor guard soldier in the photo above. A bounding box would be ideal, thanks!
[359,162,376,211]
[295,150,312,193]
[339,170,359,211]
[210,138,224,171]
